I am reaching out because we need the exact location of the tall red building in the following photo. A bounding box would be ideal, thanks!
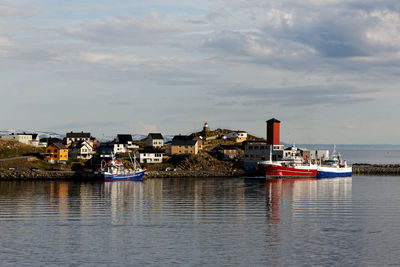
[266,118,280,145]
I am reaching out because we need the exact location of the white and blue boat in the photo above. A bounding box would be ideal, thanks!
[95,153,146,181]
[317,146,352,178]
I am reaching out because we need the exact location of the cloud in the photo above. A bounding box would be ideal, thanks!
[0,4,34,17]
[66,12,186,46]
[202,2,400,63]
[210,84,376,107]
[134,122,158,135]
[79,52,183,67]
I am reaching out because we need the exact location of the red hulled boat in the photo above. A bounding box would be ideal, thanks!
[263,162,317,178]
[259,144,317,179]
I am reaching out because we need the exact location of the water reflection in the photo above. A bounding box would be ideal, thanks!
[3,177,400,266]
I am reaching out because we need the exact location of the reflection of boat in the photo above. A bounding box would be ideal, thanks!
[95,153,146,181]
[317,146,352,178]
[259,144,317,178]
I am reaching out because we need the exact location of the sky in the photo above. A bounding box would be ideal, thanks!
[1,0,400,144]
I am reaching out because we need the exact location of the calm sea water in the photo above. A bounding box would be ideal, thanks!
[1,176,400,266]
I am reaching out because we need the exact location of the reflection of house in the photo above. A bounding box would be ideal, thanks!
[44,143,68,163]
[212,145,240,160]
[170,135,198,155]
[145,133,164,148]
[135,149,164,163]
[227,131,248,143]
[68,141,95,159]
[0,133,46,147]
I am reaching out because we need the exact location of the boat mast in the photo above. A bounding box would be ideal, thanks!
[269,144,273,163]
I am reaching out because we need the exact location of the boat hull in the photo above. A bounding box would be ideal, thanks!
[317,166,352,178]
[265,164,317,178]
[96,170,146,181]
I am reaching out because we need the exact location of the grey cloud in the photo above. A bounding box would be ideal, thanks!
[66,13,185,46]
[203,2,400,63]
[211,84,375,107]
[0,4,35,17]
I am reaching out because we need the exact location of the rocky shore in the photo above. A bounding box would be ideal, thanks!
[1,164,400,180]
[0,170,80,180]
[144,170,247,178]
[352,164,400,175]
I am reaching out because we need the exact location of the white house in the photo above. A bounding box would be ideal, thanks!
[145,133,164,148]
[66,132,92,145]
[227,131,248,142]
[114,134,139,152]
[0,133,46,147]
[135,149,164,164]
[68,140,95,159]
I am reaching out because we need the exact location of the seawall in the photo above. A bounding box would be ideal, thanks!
[352,164,400,175]
[0,169,247,180]
[1,165,400,180]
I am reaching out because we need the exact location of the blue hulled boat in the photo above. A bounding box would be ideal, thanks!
[95,154,146,181]
[317,146,352,178]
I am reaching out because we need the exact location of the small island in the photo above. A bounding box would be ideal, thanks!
[0,121,398,180]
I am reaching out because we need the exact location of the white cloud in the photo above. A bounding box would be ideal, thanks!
[134,122,158,135]
[0,4,34,17]
[266,8,294,28]
[66,12,186,46]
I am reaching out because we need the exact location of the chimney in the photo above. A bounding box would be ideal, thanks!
[266,118,280,145]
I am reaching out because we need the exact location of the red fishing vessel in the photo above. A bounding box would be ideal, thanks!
[263,161,317,178]
[259,144,317,179]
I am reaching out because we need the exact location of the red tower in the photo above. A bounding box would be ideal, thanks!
[266,118,280,145]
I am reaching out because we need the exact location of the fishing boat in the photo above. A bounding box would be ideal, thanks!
[95,153,146,181]
[317,146,352,178]
[259,144,317,178]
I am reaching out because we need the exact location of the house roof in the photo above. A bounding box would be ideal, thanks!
[148,133,164,139]
[51,142,67,149]
[66,132,91,138]
[117,134,133,143]
[172,139,197,146]
[40,137,62,144]
[266,118,280,123]
[70,140,92,149]
[172,135,194,141]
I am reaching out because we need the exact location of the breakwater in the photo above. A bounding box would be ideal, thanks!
[352,164,400,175]
[145,170,247,178]
[0,169,247,180]
[0,170,80,180]
[1,165,400,180]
